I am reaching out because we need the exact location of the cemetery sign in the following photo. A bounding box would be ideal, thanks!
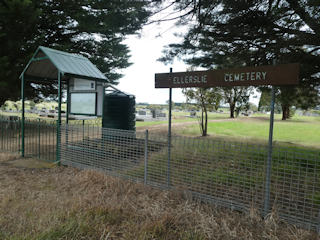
[155,63,299,88]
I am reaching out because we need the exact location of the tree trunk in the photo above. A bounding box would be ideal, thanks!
[201,107,204,136]
[230,103,235,118]
[203,105,208,136]
[197,102,209,136]
[282,105,290,120]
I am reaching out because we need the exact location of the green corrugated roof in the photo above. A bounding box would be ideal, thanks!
[21,46,108,82]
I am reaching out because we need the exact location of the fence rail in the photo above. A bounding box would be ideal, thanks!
[1,117,320,232]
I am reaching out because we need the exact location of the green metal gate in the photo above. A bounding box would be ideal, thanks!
[0,116,57,161]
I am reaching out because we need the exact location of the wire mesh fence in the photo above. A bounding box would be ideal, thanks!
[59,124,320,232]
[1,117,319,232]
[65,118,102,126]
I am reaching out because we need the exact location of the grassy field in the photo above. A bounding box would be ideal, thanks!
[136,112,229,127]
[0,152,318,240]
[178,114,320,148]
[0,111,38,118]
[1,110,319,148]
[1,100,66,112]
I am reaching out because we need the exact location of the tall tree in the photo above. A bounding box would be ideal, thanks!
[158,0,320,119]
[0,0,153,106]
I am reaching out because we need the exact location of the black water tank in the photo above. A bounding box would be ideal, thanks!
[102,91,135,131]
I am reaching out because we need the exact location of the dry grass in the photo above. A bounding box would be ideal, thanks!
[0,152,318,240]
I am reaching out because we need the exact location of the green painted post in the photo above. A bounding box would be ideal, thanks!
[82,119,85,140]
[1,118,3,150]
[18,117,20,152]
[21,74,25,157]
[102,86,105,128]
[56,71,62,165]
[65,80,69,146]
[38,118,40,159]
[66,80,70,124]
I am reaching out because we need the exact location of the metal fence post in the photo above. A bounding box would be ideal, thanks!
[144,129,149,185]
[167,68,173,188]
[56,71,62,165]
[18,117,20,153]
[263,85,276,217]
[82,119,85,140]
[317,209,320,235]
[38,118,40,159]
[21,74,25,157]
[56,120,59,164]
[1,119,3,150]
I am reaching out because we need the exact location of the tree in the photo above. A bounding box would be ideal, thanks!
[183,87,221,136]
[0,0,153,106]
[258,89,272,112]
[165,100,175,110]
[258,88,287,116]
[248,103,258,112]
[222,87,253,118]
[158,0,320,120]
[28,100,36,110]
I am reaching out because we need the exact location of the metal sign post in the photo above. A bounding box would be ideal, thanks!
[263,59,277,217]
[263,85,276,217]
[167,67,172,188]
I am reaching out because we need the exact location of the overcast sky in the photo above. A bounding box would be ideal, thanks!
[117,20,188,104]
[116,12,260,105]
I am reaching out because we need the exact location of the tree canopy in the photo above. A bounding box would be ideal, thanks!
[159,0,320,119]
[0,0,153,105]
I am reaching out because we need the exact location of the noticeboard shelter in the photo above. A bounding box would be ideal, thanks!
[19,46,108,161]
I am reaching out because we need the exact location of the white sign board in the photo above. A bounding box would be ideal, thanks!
[70,92,96,115]
[73,78,95,90]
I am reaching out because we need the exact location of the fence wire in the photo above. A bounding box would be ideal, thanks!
[59,124,320,232]
[1,117,319,232]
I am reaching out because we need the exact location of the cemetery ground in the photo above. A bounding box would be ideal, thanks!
[137,113,320,150]
[2,108,320,150]
[0,152,318,240]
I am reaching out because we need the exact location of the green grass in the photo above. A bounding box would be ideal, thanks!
[0,111,38,118]
[170,111,229,120]
[124,133,320,220]
[136,112,229,127]
[179,114,320,148]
